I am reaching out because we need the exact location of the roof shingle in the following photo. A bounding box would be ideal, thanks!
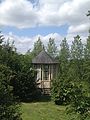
[32,50,58,64]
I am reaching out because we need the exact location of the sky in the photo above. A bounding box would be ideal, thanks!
[0,0,90,54]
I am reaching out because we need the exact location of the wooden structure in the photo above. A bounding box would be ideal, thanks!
[32,50,58,94]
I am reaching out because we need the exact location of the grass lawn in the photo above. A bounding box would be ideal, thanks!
[21,101,79,120]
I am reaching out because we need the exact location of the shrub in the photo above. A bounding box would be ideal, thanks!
[0,64,21,120]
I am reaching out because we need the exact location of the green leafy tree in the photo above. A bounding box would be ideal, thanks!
[0,31,4,44]
[0,36,22,72]
[11,66,40,102]
[32,37,44,57]
[83,32,90,84]
[67,35,90,120]
[52,35,90,120]
[84,32,90,59]
[71,35,83,60]
[59,38,70,59]
[59,37,70,72]
[51,38,70,104]
[83,12,90,87]
[11,53,40,101]
[70,35,84,80]
[47,38,57,58]
[66,83,90,120]
[0,64,21,120]
[68,35,84,91]
[0,32,21,120]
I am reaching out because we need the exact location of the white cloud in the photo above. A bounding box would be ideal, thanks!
[68,23,90,34]
[0,0,90,31]
[0,0,39,28]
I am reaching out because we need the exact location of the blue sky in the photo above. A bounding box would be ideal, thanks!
[2,25,68,37]
[0,0,90,53]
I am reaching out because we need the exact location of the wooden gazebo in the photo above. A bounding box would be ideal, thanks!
[32,50,58,94]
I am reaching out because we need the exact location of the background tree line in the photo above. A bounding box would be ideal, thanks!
[51,34,90,120]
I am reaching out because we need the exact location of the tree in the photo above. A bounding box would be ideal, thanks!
[59,38,70,59]
[82,11,90,87]
[51,35,90,120]
[84,32,90,59]
[59,38,70,72]
[66,83,90,120]
[0,31,4,44]
[83,32,90,83]
[66,35,90,120]
[67,35,84,91]
[51,38,70,104]
[0,36,22,72]
[0,32,21,120]
[47,38,57,58]
[71,35,83,60]
[11,66,40,102]
[0,64,21,120]
[32,37,44,57]
[11,53,40,102]
[70,35,84,80]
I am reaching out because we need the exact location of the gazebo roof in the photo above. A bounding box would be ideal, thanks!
[32,50,58,64]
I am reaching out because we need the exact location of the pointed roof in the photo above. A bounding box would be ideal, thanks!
[32,50,58,64]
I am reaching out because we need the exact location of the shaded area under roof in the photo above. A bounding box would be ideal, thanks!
[32,50,58,64]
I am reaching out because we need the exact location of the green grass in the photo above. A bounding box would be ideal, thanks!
[21,101,79,120]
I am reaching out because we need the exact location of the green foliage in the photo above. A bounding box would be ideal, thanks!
[52,77,90,119]
[51,77,69,105]
[0,32,39,102]
[51,38,70,105]
[47,37,57,58]
[66,84,90,120]
[59,38,70,74]
[0,32,21,120]
[0,64,21,120]
[11,53,40,102]
[59,38,70,61]
[70,35,84,80]
[71,35,83,60]
[11,67,39,101]
[84,33,90,59]
[0,38,22,72]
[31,37,44,57]
[51,34,90,119]
[0,31,4,44]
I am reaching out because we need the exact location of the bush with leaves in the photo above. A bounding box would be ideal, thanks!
[11,66,41,102]
[51,76,79,105]
[0,64,21,120]
[51,38,70,105]
[66,83,90,120]
[51,77,69,105]
[52,76,90,119]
